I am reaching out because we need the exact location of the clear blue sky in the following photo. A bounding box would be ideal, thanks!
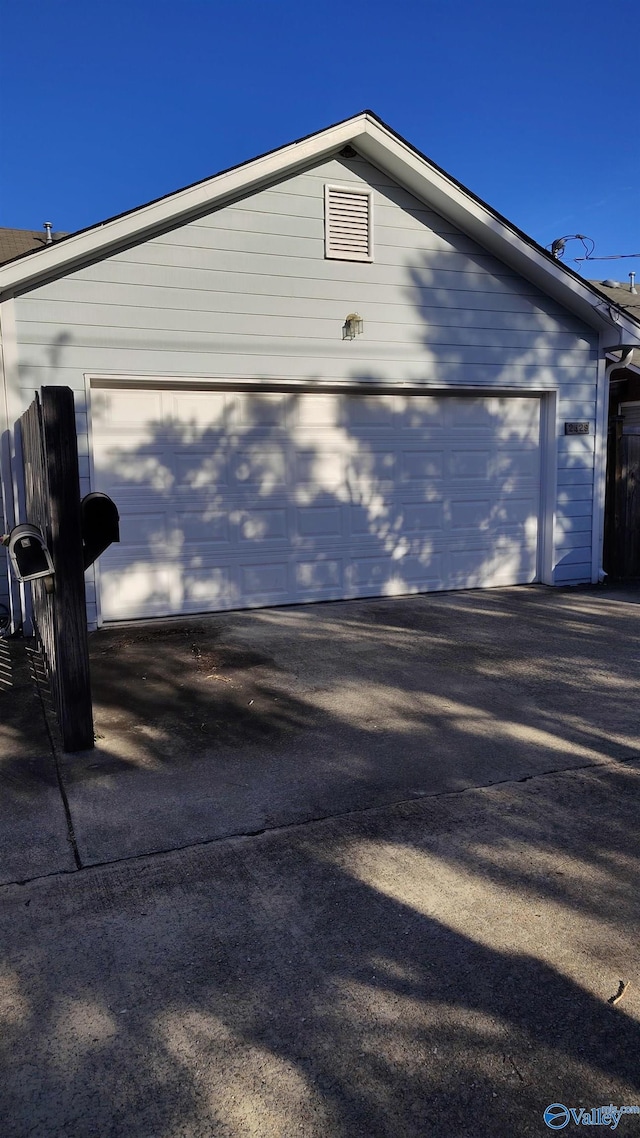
[1,0,639,279]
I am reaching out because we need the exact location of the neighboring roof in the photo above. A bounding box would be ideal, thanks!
[588,279,640,319]
[0,227,48,264]
[589,282,640,373]
[1,111,640,348]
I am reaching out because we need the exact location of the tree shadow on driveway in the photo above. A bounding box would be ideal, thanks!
[55,584,640,865]
[4,586,638,1135]
[1,758,639,1137]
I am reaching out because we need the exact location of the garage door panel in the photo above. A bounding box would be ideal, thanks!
[347,553,445,591]
[100,564,175,621]
[295,558,344,592]
[239,561,290,599]
[400,396,448,429]
[450,499,493,529]
[350,504,392,537]
[345,394,403,429]
[182,566,235,609]
[402,502,447,533]
[493,396,542,433]
[493,496,541,530]
[93,387,164,428]
[118,511,169,547]
[180,510,230,545]
[449,543,535,587]
[235,391,289,428]
[294,449,347,491]
[237,507,289,543]
[448,449,494,480]
[93,387,542,620]
[350,503,447,539]
[348,457,398,496]
[292,393,342,428]
[445,395,540,434]
[94,451,173,494]
[401,450,445,482]
[165,389,230,428]
[493,450,540,479]
[296,505,345,539]
[173,451,229,489]
[231,449,287,490]
[449,495,539,531]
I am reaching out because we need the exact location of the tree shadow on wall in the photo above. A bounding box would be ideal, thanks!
[91,384,543,620]
[403,251,599,584]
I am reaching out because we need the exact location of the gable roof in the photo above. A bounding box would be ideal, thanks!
[0,227,50,264]
[1,111,640,349]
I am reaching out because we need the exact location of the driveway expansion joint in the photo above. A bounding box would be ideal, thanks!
[2,750,638,893]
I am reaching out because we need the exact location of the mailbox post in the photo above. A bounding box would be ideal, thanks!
[15,386,122,752]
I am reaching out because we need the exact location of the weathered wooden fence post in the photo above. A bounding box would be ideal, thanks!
[20,386,93,750]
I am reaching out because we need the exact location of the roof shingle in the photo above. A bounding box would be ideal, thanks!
[587,279,640,319]
[0,227,49,264]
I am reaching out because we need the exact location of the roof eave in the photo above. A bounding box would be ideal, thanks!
[353,119,640,348]
[2,110,640,349]
[0,113,371,297]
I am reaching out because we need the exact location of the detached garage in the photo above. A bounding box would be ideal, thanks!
[2,111,640,628]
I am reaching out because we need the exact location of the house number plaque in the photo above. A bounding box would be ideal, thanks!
[564,422,590,435]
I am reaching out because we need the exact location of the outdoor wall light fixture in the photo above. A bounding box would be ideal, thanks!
[342,312,364,340]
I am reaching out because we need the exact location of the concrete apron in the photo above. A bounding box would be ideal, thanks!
[48,583,640,867]
[1,584,639,1137]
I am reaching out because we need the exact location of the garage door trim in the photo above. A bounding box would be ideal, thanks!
[86,375,557,624]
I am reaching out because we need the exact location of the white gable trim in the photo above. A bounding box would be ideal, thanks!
[0,118,364,295]
[352,120,640,348]
[1,111,640,347]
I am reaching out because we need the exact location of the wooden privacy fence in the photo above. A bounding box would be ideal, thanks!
[605,419,640,579]
[19,386,93,750]
[615,434,640,577]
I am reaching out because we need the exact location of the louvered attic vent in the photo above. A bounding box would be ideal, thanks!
[325,186,373,262]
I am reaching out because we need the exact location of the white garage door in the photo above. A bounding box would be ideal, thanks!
[91,386,542,621]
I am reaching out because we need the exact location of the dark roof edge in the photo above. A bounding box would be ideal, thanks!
[0,110,377,268]
[2,108,640,334]
[363,113,640,325]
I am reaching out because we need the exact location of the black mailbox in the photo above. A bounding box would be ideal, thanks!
[81,492,120,569]
[8,524,55,582]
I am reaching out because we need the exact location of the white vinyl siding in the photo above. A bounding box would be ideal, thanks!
[10,153,599,620]
[325,185,373,261]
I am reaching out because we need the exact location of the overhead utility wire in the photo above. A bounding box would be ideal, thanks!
[546,234,595,260]
[573,252,640,262]
[546,233,640,264]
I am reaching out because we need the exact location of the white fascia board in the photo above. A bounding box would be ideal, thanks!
[355,120,640,347]
[0,117,365,297]
[3,108,640,350]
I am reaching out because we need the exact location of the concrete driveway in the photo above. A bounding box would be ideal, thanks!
[1,584,639,1137]
[58,583,640,865]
